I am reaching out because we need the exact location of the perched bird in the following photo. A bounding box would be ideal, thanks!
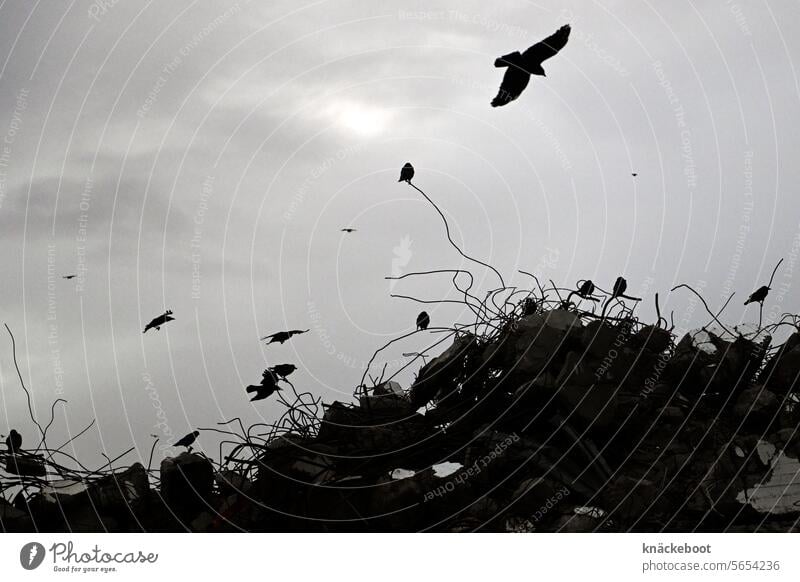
[398,162,414,183]
[143,310,174,333]
[174,430,199,449]
[416,311,430,331]
[62,274,77,280]
[577,279,596,298]
[246,370,282,401]
[612,276,627,298]
[269,363,297,379]
[5,429,21,454]
[341,228,357,233]
[260,329,309,344]
[744,285,770,305]
[491,24,571,107]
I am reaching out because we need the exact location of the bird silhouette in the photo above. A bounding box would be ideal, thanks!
[744,285,770,305]
[416,311,430,331]
[174,430,199,448]
[62,274,77,280]
[612,276,627,298]
[260,329,309,344]
[246,369,282,401]
[143,310,174,333]
[5,429,21,454]
[341,228,357,233]
[577,280,596,298]
[399,162,414,183]
[491,24,571,107]
[269,363,297,378]
[631,173,638,177]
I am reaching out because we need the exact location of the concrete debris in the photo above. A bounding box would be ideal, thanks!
[4,304,800,532]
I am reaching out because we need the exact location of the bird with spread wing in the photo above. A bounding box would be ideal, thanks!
[491,24,571,107]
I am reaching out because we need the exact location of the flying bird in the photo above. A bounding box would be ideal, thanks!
[5,429,21,454]
[62,274,77,280]
[631,173,638,177]
[269,363,297,379]
[143,310,174,333]
[744,285,770,305]
[174,430,199,449]
[398,162,414,183]
[612,276,627,298]
[341,228,357,233]
[260,329,309,344]
[491,24,571,107]
[416,311,430,331]
[246,370,282,401]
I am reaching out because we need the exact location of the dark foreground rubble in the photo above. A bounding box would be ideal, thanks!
[3,302,800,532]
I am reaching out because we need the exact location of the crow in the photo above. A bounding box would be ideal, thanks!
[260,329,309,344]
[246,370,282,401]
[143,310,174,333]
[399,162,414,183]
[416,311,430,331]
[577,279,596,298]
[744,285,770,305]
[62,274,77,280]
[269,363,297,378]
[5,429,21,454]
[612,276,627,298]
[341,228,357,233]
[174,430,199,448]
[491,24,571,107]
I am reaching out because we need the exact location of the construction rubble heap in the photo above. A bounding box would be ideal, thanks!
[3,302,800,532]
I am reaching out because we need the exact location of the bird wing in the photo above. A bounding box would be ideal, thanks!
[491,67,530,107]
[289,329,309,335]
[522,24,571,65]
[260,332,278,341]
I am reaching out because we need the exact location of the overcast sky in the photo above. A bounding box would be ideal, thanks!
[0,0,799,467]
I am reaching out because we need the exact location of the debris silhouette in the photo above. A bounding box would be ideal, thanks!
[491,24,571,107]
[143,310,174,333]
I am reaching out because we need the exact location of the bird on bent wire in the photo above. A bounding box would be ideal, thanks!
[416,311,430,331]
[399,162,414,183]
[143,310,175,333]
[246,369,282,401]
[5,429,21,455]
[577,279,596,298]
[269,363,297,379]
[260,329,309,344]
[744,285,770,305]
[491,24,571,107]
[174,430,199,449]
[612,276,628,299]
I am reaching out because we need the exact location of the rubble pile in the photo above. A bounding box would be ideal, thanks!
[3,304,800,532]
